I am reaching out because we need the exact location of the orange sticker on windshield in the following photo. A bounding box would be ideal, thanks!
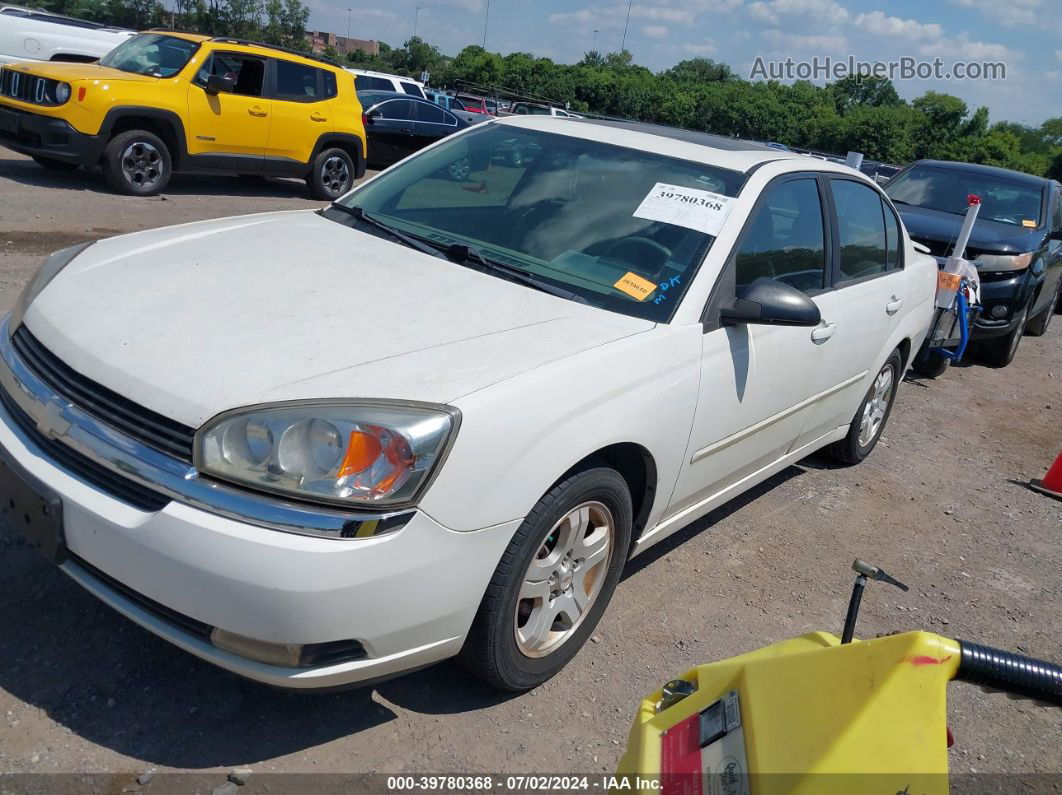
[1022,219,1036,228]
[614,272,657,301]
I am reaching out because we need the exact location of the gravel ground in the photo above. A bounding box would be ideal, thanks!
[0,151,1060,788]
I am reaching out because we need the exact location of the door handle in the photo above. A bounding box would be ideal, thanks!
[811,322,837,342]
[885,296,903,315]
[399,127,412,133]
[310,112,327,122]
[248,106,267,117]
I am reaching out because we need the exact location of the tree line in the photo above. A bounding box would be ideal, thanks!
[27,0,1062,180]
[348,38,1062,180]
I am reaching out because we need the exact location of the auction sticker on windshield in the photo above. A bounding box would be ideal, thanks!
[634,183,734,236]
[614,271,657,301]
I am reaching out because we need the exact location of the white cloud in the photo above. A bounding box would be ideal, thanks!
[747,0,849,26]
[548,3,696,29]
[853,11,942,40]
[682,38,718,54]
[630,4,695,24]
[1056,50,1062,63]
[345,8,397,22]
[642,24,669,38]
[548,9,594,24]
[918,38,1022,62]
[760,29,846,50]
[948,0,1041,28]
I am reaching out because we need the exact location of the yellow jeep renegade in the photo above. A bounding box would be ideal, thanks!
[0,31,366,198]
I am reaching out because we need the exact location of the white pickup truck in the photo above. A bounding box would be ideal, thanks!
[506,101,582,118]
[0,6,132,65]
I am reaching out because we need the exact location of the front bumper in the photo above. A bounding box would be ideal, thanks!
[971,272,1030,340]
[0,322,517,689]
[0,103,105,165]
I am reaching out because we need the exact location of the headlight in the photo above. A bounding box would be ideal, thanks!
[195,401,459,507]
[974,252,1032,271]
[54,82,70,104]
[9,241,93,332]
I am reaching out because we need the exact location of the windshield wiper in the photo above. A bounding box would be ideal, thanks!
[328,204,447,259]
[445,243,589,304]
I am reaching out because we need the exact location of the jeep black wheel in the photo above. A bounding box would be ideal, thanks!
[102,130,172,196]
[1025,281,1059,337]
[31,155,79,172]
[308,147,355,200]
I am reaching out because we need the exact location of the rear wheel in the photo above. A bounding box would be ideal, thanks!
[459,466,632,691]
[102,130,172,196]
[827,350,901,465]
[31,155,79,172]
[1024,283,1059,337]
[307,147,355,200]
[979,301,1029,367]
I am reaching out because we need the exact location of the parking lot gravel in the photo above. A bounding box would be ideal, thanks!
[1,151,1060,788]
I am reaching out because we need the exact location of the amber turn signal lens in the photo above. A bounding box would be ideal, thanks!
[337,430,382,477]
[77,86,86,102]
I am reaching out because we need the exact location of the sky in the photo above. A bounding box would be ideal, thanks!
[303,0,1061,127]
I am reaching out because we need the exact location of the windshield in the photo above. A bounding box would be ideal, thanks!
[886,165,1043,228]
[99,33,199,77]
[332,124,746,321]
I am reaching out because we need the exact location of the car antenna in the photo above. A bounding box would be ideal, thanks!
[840,558,909,644]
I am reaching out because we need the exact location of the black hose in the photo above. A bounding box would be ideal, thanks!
[955,641,1062,706]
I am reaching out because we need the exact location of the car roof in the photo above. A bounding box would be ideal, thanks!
[494,116,809,173]
[911,159,1049,188]
[348,68,423,84]
[358,90,432,104]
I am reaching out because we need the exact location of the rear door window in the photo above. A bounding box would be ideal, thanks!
[400,81,422,97]
[378,99,413,120]
[832,179,889,281]
[416,102,452,124]
[275,59,319,101]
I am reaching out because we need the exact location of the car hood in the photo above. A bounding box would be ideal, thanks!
[25,211,653,428]
[3,60,154,83]
[895,203,1048,256]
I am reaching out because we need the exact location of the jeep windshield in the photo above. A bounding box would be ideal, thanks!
[886,164,1044,228]
[98,33,199,78]
[329,124,746,322]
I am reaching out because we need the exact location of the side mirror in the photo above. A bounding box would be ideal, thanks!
[719,277,821,327]
[205,74,234,95]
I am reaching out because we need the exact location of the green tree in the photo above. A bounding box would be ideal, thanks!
[829,75,901,114]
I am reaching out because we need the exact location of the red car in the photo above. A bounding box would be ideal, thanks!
[455,94,498,115]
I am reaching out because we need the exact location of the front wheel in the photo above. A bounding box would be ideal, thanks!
[1024,282,1059,337]
[459,466,632,691]
[979,301,1029,367]
[308,147,355,200]
[102,130,172,196]
[827,350,902,465]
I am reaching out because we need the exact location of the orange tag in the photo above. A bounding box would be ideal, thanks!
[1022,219,1036,228]
[937,271,961,290]
[613,271,657,301]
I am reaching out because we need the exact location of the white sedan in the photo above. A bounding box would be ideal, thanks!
[0,117,936,690]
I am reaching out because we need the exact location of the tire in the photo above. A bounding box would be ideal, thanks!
[979,301,1029,368]
[910,346,950,379]
[102,130,171,196]
[446,156,472,182]
[1024,283,1059,337]
[826,350,902,465]
[307,147,355,201]
[459,466,633,691]
[31,155,79,172]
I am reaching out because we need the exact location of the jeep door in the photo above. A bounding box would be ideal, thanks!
[265,58,333,165]
[186,51,270,165]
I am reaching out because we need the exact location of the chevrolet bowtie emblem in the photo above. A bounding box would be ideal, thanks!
[35,401,72,440]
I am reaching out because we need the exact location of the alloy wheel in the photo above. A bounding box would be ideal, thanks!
[121,141,163,190]
[514,501,614,658]
[858,362,895,447]
[320,155,350,197]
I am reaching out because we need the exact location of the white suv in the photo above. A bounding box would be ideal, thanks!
[0,117,936,691]
[346,67,426,98]
[0,6,132,65]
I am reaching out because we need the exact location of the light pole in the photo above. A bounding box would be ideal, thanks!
[482,0,490,49]
[413,6,419,38]
[346,7,351,41]
[620,0,632,53]
[592,29,598,50]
